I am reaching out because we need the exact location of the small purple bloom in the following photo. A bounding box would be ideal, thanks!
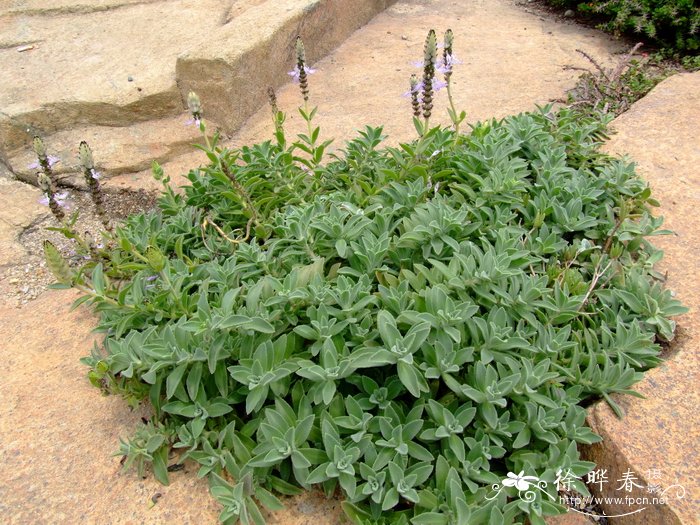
[28,155,59,171]
[89,169,101,180]
[288,65,316,83]
[39,191,69,207]
[412,53,461,75]
[403,80,424,98]
[436,54,461,75]
[144,274,159,290]
[185,117,201,127]
[432,78,448,92]
[402,78,446,99]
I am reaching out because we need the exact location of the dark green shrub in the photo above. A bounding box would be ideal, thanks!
[547,0,700,53]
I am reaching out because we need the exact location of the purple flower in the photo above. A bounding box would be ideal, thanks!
[432,78,448,91]
[404,79,423,97]
[411,53,461,76]
[89,169,101,180]
[144,275,159,290]
[28,155,59,170]
[185,117,201,127]
[288,65,316,83]
[39,191,69,207]
[402,78,447,98]
[436,53,461,75]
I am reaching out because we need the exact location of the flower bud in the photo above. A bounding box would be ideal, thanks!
[43,240,73,284]
[33,136,47,159]
[444,29,454,56]
[533,211,545,228]
[409,74,421,117]
[610,242,624,259]
[295,36,306,66]
[37,172,52,193]
[79,141,94,170]
[146,246,165,272]
[423,29,437,66]
[187,91,202,118]
[421,30,438,119]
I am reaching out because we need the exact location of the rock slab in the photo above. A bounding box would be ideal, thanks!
[583,72,700,525]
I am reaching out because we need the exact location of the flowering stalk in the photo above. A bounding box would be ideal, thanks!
[267,86,286,148]
[442,29,454,83]
[43,240,135,309]
[186,90,261,239]
[409,75,421,118]
[441,29,466,135]
[295,37,311,103]
[79,141,111,231]
[421,30,438,129]
[35,149,98,260]
[187,90,202,126]
[290,37,327,168]
[187,91,214,152]
[37,172,65,222]
[30,136,60,182]
[296,37,314,146]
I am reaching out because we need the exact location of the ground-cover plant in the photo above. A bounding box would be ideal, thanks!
[564,43,665,115]
[563,42,699,116]
[41,31,686,525]
[545,0,700,53]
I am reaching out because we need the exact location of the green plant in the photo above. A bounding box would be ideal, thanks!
[564,43,670,115]
[563,43,698,116]
[43,32,685,525]
[546,1,700,53]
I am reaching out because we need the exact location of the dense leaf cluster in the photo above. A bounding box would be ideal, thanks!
[61,107,685,524]
[547,0,699,53]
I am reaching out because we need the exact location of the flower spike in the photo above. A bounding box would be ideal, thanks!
[409,75,421,117]
[293,36,311,102]
[37,172,66,221]
[79,141,110,231]
[442,29,455,81]
[187,91,202,125]
[29,135,60,178]
[421,30,438,119]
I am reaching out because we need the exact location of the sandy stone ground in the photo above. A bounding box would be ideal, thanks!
[0,0,697,524]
